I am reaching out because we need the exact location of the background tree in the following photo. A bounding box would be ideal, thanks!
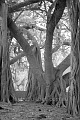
[7,0,70,104]
[0,0,72,107]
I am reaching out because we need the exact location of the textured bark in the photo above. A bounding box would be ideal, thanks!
[0,3,16,104]
[21,29,45,101]
[51,54,70,106]
[0,3,10,102]
[26,44,45,102]
[0,46,3,101]
[45,0,66,103]
[67,0,80,116]
[52,54,70,106]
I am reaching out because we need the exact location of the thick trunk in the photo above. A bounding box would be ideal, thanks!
[8,17,42,77]
[7,17,46,102]
[26,45,45,102]
[0,3,10,102]
[0,3,16,103]
[45,26,54,102]
[26,32,45,101]
[45,0,66,103]
[67,0,80,116]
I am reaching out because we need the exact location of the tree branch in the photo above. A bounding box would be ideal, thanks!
[56,54,70,74]
[10,52,25,65]
[23,24,46,31]
[14,10,24,22]
[48,0,66,29]
[8,0,53,13]
[8,16,44,80]
[52,41,71,53]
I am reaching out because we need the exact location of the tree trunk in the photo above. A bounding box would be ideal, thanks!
[0,3,10,102]
[45,0,66,104]
[67,0,80,116]
[7,0,69,105]
[7,17,46,102]
[0,46,3,101]
[8,67,17,103]
[26,42,46,102]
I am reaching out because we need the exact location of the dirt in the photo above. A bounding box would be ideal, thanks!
[0,101,80,120]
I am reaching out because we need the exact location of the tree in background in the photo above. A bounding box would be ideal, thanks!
[0,0,73,109]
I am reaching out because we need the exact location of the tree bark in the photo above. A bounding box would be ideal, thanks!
[0,46,3,101]
[0,3,10,103]
[67,0,80,116]
[45,0,66,104]
[25,34,45,101]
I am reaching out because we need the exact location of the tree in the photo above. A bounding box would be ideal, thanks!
[44,0,66,104]
[7,0,70,105]
[0,0,72,107]
[0,2,10,102]
[66,0,80,116]
[0,1,17,103]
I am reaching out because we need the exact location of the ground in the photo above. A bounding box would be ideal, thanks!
[0,101,80,120]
